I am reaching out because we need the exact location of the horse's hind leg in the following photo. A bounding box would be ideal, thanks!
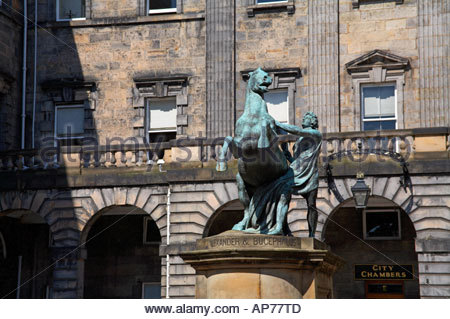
[232,172,251,231]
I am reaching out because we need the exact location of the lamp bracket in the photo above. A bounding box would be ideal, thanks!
[325,148,414,213]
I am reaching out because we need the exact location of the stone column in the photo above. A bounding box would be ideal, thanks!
[51,248,79,298]
[418,0,450,127]
[206,0,236,138]
[307,0,339,133]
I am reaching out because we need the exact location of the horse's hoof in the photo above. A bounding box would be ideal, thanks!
[216,161,227,172]
[232,222,245,231]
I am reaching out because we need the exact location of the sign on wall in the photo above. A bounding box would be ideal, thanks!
[354,264,414,280]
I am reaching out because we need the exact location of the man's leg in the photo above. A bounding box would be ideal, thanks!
[305,188,318,238]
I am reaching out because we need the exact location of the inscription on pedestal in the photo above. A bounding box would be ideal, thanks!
[196,231,328,251]
[209,236,299,248]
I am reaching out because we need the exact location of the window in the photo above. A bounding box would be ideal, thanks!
[55,104,85,145]
[363,209,401,240]
[148,0,177,14]
[257,0,288,3]
[147,98,177,143]
[361,84,396,131]
[143,216,162,244]
[240,68,300,126]
[265,90,289,124]
[56,0,86,21]
[247,0,294,16]
[142,282,161,299]
[345,50,409,132]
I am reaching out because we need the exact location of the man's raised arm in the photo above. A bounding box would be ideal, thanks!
[275,121,321,138]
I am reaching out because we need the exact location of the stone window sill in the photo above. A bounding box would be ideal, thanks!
[247,2,295,17]
[43,12,205,28]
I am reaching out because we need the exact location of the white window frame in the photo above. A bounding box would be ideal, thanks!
[147,98,177,135]
[54,104,85,144]
[56,0,87,22]
[257,0,288,4]
[265,88,290,125]
[0,231,6,260]
[142,282,161,299]
[143,216,162,245]
[147,0,177,15]
[363,209,401,240]
[361,83,398,131]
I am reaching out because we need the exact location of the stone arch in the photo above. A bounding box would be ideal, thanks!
[320,194,420,298]
[79,204,162,299]
[203,199,244,237]
[77,187,168,245]
[320,195,417,242]
[0,190,50,222]
[0,206,52,298]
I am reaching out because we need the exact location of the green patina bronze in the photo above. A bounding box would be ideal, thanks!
[216,68,322,237]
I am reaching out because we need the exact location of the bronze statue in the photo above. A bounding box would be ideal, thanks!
[216,68,322,237]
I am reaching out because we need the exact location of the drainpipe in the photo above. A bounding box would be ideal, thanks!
[21,0,28,149]
[166,186,171,298]
[31,0,37,150]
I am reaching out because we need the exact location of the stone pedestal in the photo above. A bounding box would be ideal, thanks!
[180,231,344,299]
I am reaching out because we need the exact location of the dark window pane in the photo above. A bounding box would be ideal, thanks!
[363,121,382,131]
[365,211,400,238]
[149,0,176,10]
[363,120,396,131]
[380,120,396,130]
[143,283,161,299]
[58,0,85,20]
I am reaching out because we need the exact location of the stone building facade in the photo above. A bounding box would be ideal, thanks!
[0,0,449,299]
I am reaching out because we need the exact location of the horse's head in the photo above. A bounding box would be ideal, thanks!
[247,68,272,95]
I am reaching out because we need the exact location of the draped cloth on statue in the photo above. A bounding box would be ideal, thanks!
[244,134,322,234]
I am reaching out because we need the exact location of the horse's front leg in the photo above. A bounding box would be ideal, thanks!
[216,136,233,172]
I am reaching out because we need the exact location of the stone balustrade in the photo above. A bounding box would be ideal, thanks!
[0,127,448,171]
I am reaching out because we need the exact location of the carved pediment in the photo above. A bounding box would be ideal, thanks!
[41,78,98,109]
[345,50,409,74]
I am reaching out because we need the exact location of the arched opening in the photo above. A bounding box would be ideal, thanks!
[203,200,244,237]
[0,210,52,298]
[82,205,161,298]
[322,196,420,299]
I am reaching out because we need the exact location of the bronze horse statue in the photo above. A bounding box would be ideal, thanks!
[216,68,322,236]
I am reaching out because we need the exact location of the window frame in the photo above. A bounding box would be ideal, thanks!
[147,0,177,15]
[141,282,161,299]
[363,208,401,240]
[54,103,85,143]
[146,97,178,135]
[257,0,288,4]
[265,88,290,125]
[361,83,398,131]
[56,0,87,22]
[240,68,300,126]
